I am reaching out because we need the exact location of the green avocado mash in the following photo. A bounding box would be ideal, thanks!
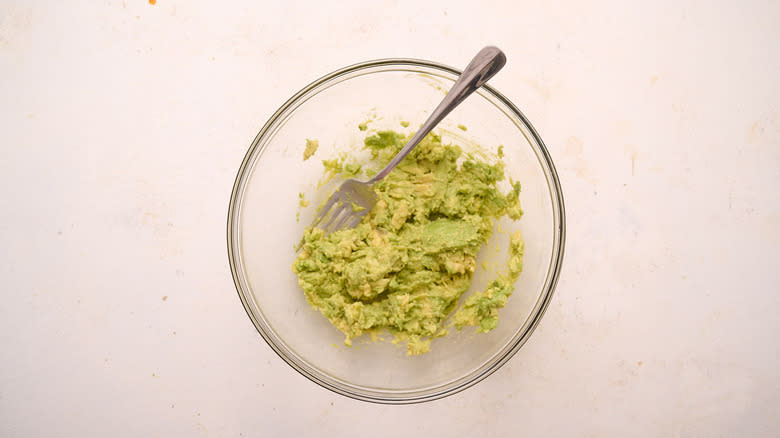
[293,129,524,355]
[303,139,319,161]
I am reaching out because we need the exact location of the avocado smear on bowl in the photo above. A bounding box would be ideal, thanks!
[293,128,524,355]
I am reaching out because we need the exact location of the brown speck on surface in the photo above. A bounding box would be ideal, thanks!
[747,121,764,143]
[162,296,168,301]
[172,331,177,335]
[565,136,583,155]
[637,361,643,366]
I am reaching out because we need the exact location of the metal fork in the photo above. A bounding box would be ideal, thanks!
[312,46,507,233]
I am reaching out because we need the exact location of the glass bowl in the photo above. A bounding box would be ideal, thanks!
[227,58,565,404]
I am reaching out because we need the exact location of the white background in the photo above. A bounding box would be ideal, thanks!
[1,0,778,436]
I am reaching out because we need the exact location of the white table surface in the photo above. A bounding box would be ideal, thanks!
[1,0,778,436]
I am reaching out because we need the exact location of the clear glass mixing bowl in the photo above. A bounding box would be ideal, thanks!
[227,59,565,403]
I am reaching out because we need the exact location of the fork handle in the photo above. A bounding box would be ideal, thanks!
[368,46,507,183]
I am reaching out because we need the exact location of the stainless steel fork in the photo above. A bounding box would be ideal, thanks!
[312,46,507,233]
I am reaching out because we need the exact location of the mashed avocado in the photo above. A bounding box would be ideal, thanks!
[303,139,319,161]
[293,129,524,355]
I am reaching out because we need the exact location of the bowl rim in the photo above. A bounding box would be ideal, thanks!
[227,57,566,404]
